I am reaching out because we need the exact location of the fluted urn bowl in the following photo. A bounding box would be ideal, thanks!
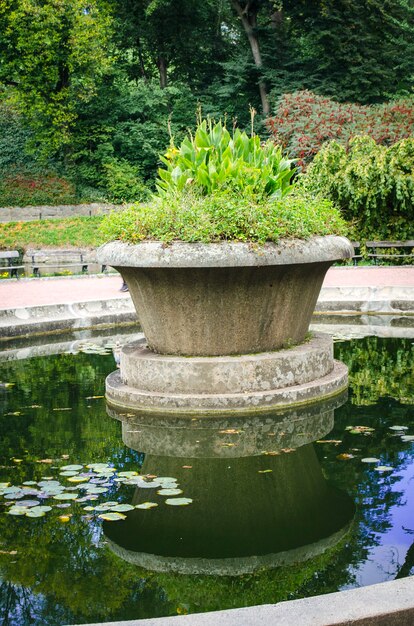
[97,236,353,356]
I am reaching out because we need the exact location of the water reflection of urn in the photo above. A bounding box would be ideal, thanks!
[104,396,354,576]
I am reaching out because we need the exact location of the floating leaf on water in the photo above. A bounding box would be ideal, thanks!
[221,443,236,448]
[118,471,138,478]
[157,488,183,496]
[38,478,56,484]
[7,507,26,516]
[389,426,408,431]
[133,479,162,489]
[53,408,72,411]
[258,469,273,474]
[60,471,79,477]
[165,498,193,506]
[61,464,83,471]
[38,459,53,464]
[98,512,126,522]
[337,453,355,461]
[56,503,72,509]
[135,502,158,510]
[83,487,107,494]
[26,508,46,518]
[17,500,41,508]
[85,395,104,400]
[67,476,90,484]
[111,504,135,512]
[94,503,116,512]
[401,435,414,442]
[218,429,242,435]
[3,486,21,494]
[316,440,342,444]
[361,458,380,464]
[53,493,78,500]
[12,459,23,463]
[375,466,393,472]
[281,448,295,454]
[182,466,192,469]
[58,515,71,522]
[83,506,95,512]
[22,481,37,486]
[61,455,70,460]
[86,463,111,470]
[0,482,10,489]
[0,382,14,388]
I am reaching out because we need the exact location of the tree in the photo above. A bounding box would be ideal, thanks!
[0,0,113,156]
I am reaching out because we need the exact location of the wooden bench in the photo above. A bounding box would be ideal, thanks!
[351,241,363,265]
[0,250,24,278]
[30,250,89,277]
[366,240,414,264]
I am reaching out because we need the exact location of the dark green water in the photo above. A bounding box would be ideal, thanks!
[0,336,414,625]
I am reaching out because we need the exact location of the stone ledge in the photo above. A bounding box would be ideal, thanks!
[106,359,348,414]
[120,333,334,394]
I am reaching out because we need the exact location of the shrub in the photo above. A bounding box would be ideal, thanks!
[0,172,78,207]
[267,91,414,168]
[101,118,347,244]
[302,136,414,240]
[102,159,149,203]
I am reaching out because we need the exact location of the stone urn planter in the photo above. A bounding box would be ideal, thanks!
[97,235,353,415]
[98,235,352,355]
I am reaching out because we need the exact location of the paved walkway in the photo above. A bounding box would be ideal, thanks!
[0,266,414,310]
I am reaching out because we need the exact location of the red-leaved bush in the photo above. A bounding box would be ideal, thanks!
[267,91,414,169]
[0,173,77,207]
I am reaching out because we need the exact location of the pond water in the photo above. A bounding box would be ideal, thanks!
[0,334,414,625]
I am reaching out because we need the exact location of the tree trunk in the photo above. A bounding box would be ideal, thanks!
[231,0,270,117]
[157,55,168,89]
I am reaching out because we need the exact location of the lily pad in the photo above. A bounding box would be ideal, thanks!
[60,471,79,477]
[53,493,78,500]
[7,507,27,516]
[401,435,414,442]
[165,498,193,506]
[26,508,46,518]
[361,458,380,463]
[66,476,90,484]
[98,512,126,522]
[374,466,393,472]
[389,426,408,431]
[157,488,183,496]
[111,504,135,512]
[118,471,138,478]
[17,500,41,508]
[135,502,158,510]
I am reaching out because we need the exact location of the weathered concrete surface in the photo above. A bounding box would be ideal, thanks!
[97,237,354,268]
[0,299,137,338]
[70,576,414,626]
[0,202,126,223]
[109,393,346,458]
[316,285,414,314]
[98,237,353,355]
[120,333,333,394]
[106,359,348,414]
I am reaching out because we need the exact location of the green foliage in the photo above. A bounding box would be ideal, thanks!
[336,337,414,405]
[0,0,113,155]
[157,119,295,199]
[102,159,149,203]
[102,118,346,244]
[0,216,104,250]
[100,190,347,244]
[268,91,414,168]
[302,136,414,240]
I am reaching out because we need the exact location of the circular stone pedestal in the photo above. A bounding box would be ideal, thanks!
[105,332,348,415]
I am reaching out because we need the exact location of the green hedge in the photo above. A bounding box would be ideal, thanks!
[302,136,414,240]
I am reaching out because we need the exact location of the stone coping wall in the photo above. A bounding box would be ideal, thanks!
[0,203,130,223]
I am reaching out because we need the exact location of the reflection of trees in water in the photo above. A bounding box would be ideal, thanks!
[335,337,414,405]
[0,353,123,464]
[301,383,414,596]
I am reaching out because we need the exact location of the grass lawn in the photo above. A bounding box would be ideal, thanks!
[0,216,105,250]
